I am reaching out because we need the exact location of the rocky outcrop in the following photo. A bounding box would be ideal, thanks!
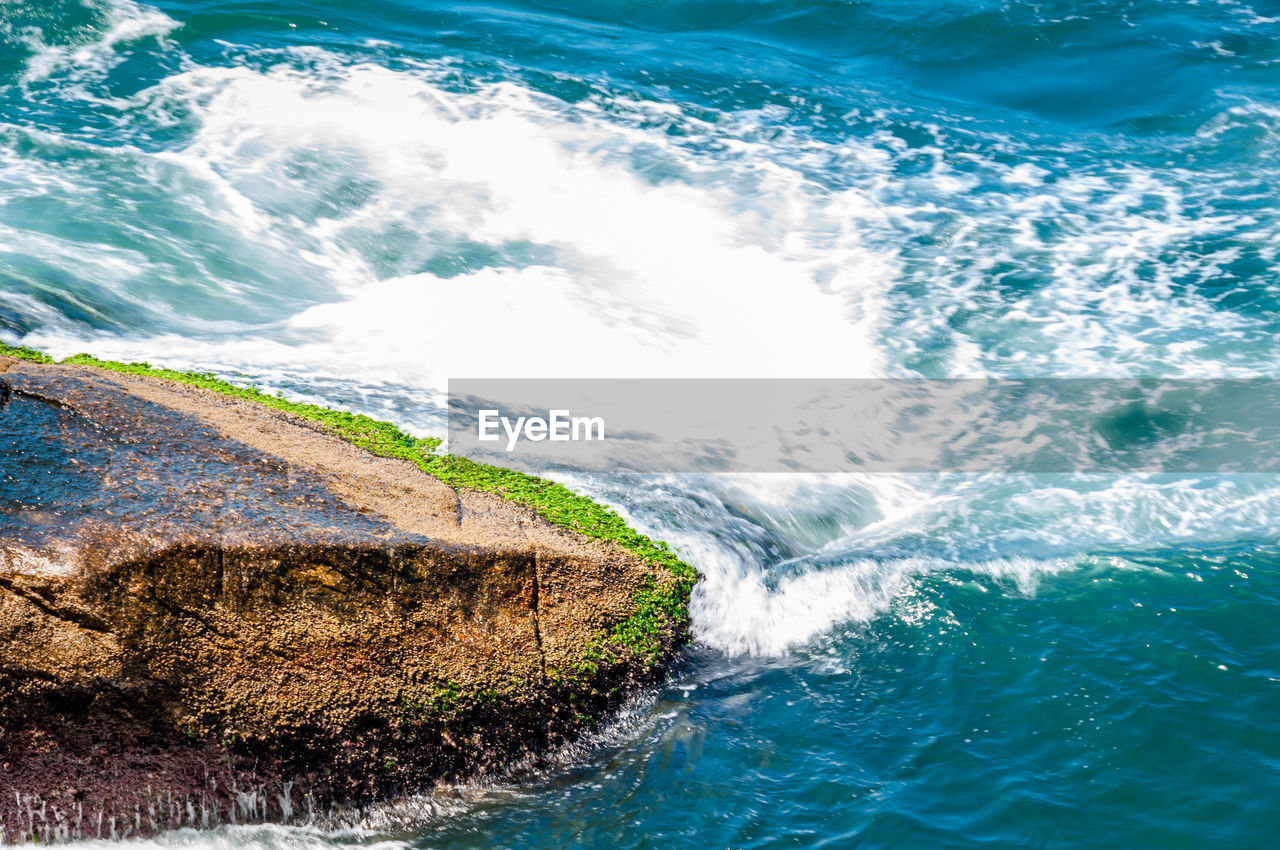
[0,357,690,842]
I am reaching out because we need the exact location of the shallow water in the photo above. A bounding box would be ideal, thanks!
[4,0,1280,845]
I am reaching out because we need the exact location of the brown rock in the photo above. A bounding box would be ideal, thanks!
[0,361,687,842]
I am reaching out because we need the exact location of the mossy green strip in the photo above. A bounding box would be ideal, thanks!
[5,344,696,668]
[0,342,55,364]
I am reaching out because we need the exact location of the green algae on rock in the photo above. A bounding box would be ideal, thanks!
[0,347,696,842]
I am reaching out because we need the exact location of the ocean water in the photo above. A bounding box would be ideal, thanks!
[4,0,1280,846]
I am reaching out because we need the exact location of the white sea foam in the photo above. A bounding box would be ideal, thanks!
[18,42,1280,381]
[562,470,1280,656]
[19,0,179,84]
[563,471,1068,655]
[70,53,887,382]
[51,825,407,850]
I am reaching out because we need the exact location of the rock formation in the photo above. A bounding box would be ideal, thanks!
[0,356,690,842]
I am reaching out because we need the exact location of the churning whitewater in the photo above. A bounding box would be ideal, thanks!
[4,0,1280,845]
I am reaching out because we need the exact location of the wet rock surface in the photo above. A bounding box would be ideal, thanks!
[0,357,685,842]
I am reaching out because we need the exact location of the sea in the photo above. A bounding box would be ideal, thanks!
[3,0,1280,846]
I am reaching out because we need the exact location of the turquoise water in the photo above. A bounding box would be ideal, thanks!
[5,0,1280,846]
